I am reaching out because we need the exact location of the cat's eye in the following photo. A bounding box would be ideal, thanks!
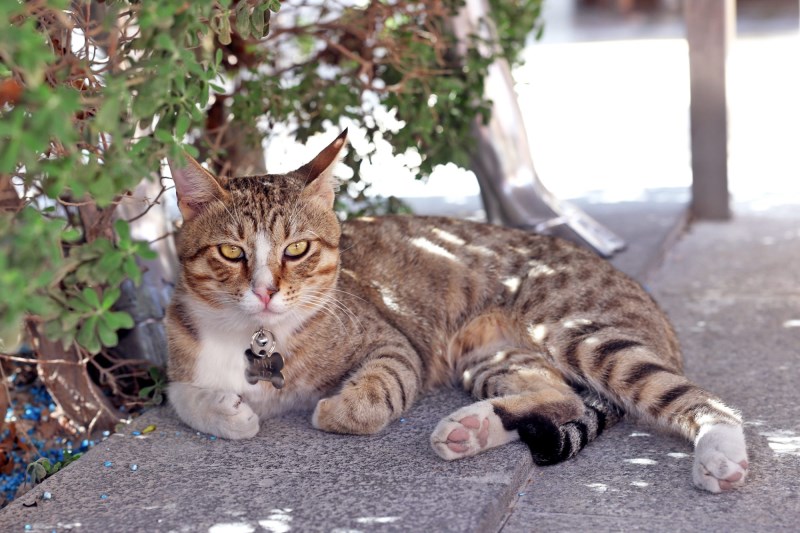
[219,244,245,261]
[284,240,310,259]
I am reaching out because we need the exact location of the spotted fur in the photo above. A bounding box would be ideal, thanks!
[166,131,748,493]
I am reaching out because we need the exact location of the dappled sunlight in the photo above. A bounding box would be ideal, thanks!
[667,452,690,459]
[761,430,800,457]
[625,458,657,465]
[563,318,593,329]
[431,227,466,246]
[492,350,509,363]
[466,244,496,257]
[341,268,359,281]
[527,261,556,278]
[503,276,521,294]
[378,285,403,314]
[355,517,401,525]
[527,323,548,344]
[410,237,459,262]
[259,509,293,533]
[585,483,609,492]
[209,523,256,533]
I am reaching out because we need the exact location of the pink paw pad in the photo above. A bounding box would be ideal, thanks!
[718,469,745,491]
[445,416,490,453]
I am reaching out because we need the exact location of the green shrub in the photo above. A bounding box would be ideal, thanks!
[0,0,542,422]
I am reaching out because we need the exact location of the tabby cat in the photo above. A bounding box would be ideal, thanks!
[166,131,748,493]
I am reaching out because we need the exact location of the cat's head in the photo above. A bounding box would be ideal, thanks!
[168,131,347,332]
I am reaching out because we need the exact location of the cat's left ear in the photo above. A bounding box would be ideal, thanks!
[298,129,348,208]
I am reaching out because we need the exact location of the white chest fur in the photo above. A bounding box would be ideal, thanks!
[191,324,321,418]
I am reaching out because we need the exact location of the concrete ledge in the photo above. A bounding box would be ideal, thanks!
[0,389,532,532]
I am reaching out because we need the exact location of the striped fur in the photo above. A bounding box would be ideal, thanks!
[166,131,748,493]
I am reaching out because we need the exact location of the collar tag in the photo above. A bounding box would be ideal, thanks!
[244,328,285,389]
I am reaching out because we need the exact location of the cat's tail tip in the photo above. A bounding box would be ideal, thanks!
[528,390,624,466]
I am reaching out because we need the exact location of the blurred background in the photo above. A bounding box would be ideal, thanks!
[352,0,799,217]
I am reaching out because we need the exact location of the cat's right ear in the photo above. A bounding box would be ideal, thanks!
[167,152,228,222]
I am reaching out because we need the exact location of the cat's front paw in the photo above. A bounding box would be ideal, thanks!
[693,424,749,493]
[311,393,390,435]
[209,392,260,440]
[170,383,260,440]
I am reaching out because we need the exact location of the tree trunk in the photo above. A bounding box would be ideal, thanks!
[30,322,122,433]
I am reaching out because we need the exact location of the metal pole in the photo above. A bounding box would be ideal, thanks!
[685,0,735,219]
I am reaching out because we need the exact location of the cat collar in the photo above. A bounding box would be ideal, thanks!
[244,328,285,388]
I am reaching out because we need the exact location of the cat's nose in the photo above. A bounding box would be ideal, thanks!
[253,286,278,305]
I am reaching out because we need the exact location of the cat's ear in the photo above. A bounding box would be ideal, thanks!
[167,151,228,222]
[298,129,348,208]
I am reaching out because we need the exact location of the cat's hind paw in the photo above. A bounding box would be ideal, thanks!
[693,424,749,493]
[430,400,517,461]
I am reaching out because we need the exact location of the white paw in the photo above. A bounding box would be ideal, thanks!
[208,392,260,440]
[430,400,517,461]
[169,383,260,440]
[693,424,749,493]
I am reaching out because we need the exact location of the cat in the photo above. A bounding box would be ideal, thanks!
[166,130,748,493]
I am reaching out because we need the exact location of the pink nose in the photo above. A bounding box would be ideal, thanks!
[253,286,278,305]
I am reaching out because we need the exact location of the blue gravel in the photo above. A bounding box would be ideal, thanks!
[1,380,95,504]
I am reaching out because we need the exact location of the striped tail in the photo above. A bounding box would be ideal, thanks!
[521,389,624,466]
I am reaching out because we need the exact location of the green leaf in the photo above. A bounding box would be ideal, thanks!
[62,452,82,467]
[148,366,165,382]
[61,312,81,333]
[102,287,121,310]
[67,297,92,313]
[105,311,134,330]
[114,219,131,245]
[218,15,232,45]
[81,287,101,309]
[96,318,119,348]
[135,242,157,260]
[154,129,173,144]
[27,462,47,485]
[123,257,142,285]
[96,251,124,277]
[139,385,155,399]
[251,4,270,37]
[175,114,190,138]
[76,315,98,351]
[61,228,82,242]
[235,1,251,38]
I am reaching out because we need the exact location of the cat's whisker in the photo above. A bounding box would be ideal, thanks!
[306,286,369,304]
[295,299,347,333]
[298,293,360,333]
[301,291,363,331]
